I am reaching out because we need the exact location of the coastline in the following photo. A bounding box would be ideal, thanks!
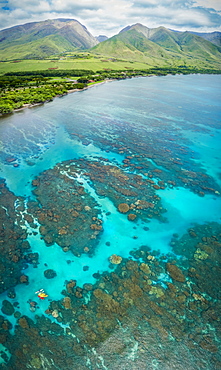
[10,80,113,115]
[1,71,220,117]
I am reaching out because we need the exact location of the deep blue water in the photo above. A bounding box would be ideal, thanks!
[0,74,221,369]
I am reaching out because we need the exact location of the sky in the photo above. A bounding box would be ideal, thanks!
[0,0,221,37]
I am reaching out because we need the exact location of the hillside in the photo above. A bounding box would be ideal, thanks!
[189,31,221,47]
[147,26,221,60]
[91,24,221,69]
[0,18,98,60]
[96,35,108,43]
[91,29,177,67]
[0,19,220,69]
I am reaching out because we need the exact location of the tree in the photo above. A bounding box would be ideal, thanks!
[0,103,13,114]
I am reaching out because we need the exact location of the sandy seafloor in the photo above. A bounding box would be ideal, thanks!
[0,74,221,369]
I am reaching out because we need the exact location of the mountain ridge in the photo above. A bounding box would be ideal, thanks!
[120,24,221,47]
[0,19,220,69]
[91,23,221,69]
[0,18,98,59]
[169,29,221,47]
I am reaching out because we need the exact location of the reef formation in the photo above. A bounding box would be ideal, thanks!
[0,76,221,369]
[0,223,221,369]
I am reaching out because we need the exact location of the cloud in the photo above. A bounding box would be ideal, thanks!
[130,5,212,25]
[0,0,221,36]
[51,0,102,12]
[194,0,221,11]
[129,0,221,31]
[132,0,192,7]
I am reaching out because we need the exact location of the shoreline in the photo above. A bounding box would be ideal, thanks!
[6,80,113,115]
[1,72,220,117]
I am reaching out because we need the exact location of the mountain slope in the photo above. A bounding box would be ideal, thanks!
[146,26,221,60]
[1,35,77,60]
[0,19,220,69]
[96,35,108,43]
[188,31,221,47]
[91,23,221,68]
[176,32,221,58]
[91,29,175,66]
[0,19,98,60]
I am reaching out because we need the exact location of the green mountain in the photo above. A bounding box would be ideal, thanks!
[0,18,98,60]
[146,26,221,58]
[189,31,221,47]
[91,23,221,69]
[0,20,220,69]
[91,28,173,66]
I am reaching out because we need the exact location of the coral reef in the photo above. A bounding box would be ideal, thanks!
[1,224,221,369]
[0,180,38,294]
[166,263,186,282]
[29,163,103,256]
[109,254,123,264]
[63,107,221,198]
[74,159,167,222]
[44,269,57,279]
[117,203,130,213]
[0,77,221,369]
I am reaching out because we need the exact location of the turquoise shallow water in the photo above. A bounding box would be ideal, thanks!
[0,74,221,369]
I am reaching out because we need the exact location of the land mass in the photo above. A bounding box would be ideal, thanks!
[91,23,221,70]
[0,18,221,69]
[0,18,221,115]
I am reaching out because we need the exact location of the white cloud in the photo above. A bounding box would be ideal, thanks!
[130,4,212,25]
[51,0,102,12]
[0,0,221,36]
[193,0,221,11]
[16,1,51,13]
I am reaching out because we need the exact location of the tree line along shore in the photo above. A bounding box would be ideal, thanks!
[0,66,220,115]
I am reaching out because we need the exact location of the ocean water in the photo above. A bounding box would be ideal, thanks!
[0,74,221,369]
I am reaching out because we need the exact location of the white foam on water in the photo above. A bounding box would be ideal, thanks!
[0,125,124,198]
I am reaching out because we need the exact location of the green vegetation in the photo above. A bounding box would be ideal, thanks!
[0,81,85,114]
[91,27,221,70]
[0,35,78,61]
[4,69,95,78]
[0,65,220,115]
[0,21,220,116]
[91,29,170,63]
[0,19,220,73]
[0,19,98,60]
[0,55,152,75]
[0,20,220,118]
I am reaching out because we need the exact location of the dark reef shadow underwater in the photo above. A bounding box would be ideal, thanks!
[0,74,221,369]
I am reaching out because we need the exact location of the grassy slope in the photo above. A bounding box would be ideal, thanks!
[0,19,98,60]
[0,56,151,75]
[0,26,57,50]
[148,27,182,52]
[92,28,221,69]
[150,28,221,59]
[1,22,220,70]
[0,18,220,72]
[178,33,221,59]
[0,35,78,60]
[0,29,221,75]
[91,30,172,64]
